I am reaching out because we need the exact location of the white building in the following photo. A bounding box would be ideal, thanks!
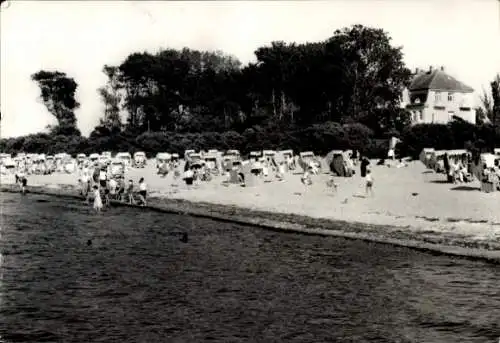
[405,66,475,125]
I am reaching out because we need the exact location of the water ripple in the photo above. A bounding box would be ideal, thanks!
[0,193,499,343]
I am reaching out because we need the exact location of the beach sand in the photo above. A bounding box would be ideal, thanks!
[2,160,499,255]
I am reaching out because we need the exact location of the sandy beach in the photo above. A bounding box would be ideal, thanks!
[2,160,499,259]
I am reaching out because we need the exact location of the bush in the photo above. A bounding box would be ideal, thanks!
[397,121,500,159]
[3,120,498,159]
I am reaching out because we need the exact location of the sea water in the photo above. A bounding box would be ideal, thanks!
[0,193,499,342]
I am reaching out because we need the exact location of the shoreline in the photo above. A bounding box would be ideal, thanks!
[2,183,499,264]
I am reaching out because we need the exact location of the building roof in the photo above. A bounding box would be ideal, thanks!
[409,69,474,93]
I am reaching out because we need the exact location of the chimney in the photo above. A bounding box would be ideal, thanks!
[415,67,420,74]
[440,66,444,71]
[429,66,433,72]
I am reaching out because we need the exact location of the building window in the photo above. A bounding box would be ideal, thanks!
[419,111,423,121]
[435,92,441,103]
[448,111,455,121]
[432,113,435,123]
[448,93,453,101]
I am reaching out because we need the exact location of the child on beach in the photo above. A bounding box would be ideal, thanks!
[16,171,27,195]
[326,175,337,194]
[108,177,117,200]
[127,180,135,204]
[117,177,125,202]
[93,185,103,213]
[301,168,313,185]
[138,177,147,206]
[184,168,194,186]
[20,174,27,195]
[365,169,374,197]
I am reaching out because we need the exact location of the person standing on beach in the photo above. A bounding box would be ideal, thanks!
[184,168,194,187]
[365,169,374,197]
[360,157,370,178]
[93,185,103,213]
[138,177,147,206]
[15,170,27,195]
[19,173,27,195]
[108,177,117,201]
[80,171,90,198]
[117,177,125,202]
[99,167,108,189]
[92,165,100,184]
[443,153,451,182]
[127,180,135,204]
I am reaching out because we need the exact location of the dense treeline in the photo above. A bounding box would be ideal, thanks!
[1,24,499,157]
[398,119,500,159]
[2,118,498,159]
[0,122,387,157]
[93,25,411,135]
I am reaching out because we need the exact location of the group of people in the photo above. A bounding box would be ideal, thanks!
[79,165,148,212]
[442,153,474,184]
[300,154,374,197]
[482,159,500,190]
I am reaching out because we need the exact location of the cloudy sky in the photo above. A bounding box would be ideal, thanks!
[1,0,499,137]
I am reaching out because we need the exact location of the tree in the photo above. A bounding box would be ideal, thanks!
[98,65,123,130]
[326,25,412,131]
[477,74,500,126]
[479,87,494,124]
[491,74,500,127]
[31,70,81,136]
[476,107,490,125]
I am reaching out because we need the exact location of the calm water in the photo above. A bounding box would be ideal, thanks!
[0,193,499,343]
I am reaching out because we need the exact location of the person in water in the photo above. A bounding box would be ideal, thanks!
[93,185,103,213]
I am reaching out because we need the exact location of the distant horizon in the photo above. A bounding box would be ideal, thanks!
[2,0,499,138]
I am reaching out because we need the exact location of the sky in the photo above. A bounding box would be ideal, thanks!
[1,0,499,138]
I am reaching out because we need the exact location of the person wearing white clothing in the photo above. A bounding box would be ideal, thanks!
[138,177,147,206]
[99,168,107,188]
[184,169,194,185]
[108,178,118,199]
[365,170,374,197]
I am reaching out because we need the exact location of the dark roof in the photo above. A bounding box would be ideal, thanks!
[409,69,474,92]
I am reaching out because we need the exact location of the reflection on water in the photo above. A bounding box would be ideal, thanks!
[0,193,499,343]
